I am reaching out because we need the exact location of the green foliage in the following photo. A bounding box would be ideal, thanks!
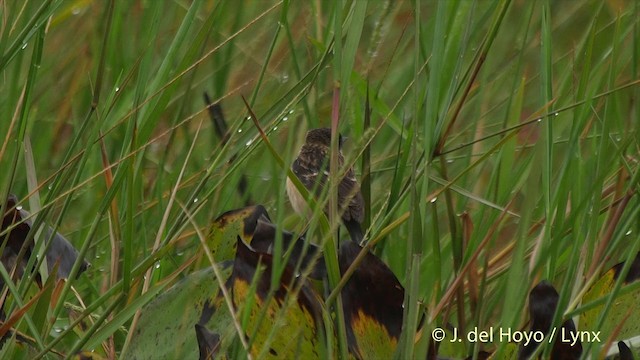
[581,260,640,353]
[127,267,233,360]
[1,0,639,358]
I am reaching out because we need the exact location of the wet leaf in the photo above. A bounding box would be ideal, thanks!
[230,236,325,359]
[581,253,640,347]
[338,241,404,359]
[133,205,431,359]
[519,281,582,359]
[131,206,324,359]
[205,205,270,263]
[127,265,234,360]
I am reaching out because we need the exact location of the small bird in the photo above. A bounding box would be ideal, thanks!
[286,128,364,243]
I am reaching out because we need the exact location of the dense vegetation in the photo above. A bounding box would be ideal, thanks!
[1,0,639,358]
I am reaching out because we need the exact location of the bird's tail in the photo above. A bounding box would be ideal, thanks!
[344,220,364,244]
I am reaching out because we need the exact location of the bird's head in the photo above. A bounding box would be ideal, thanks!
[305,128,344,148]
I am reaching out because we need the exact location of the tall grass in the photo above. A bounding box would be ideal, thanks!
[0,0,638,358]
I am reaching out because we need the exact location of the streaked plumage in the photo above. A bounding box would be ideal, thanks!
[286,128,364,242]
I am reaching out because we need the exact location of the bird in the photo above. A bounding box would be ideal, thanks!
[286,128,364,243]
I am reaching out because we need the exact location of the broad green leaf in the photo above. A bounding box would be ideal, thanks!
[580,254,640,347]
[126,266,234,360]
[204,205,271,264]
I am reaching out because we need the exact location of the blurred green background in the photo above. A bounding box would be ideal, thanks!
[1,0,639,358]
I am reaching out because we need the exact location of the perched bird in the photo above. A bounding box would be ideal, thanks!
[286,128,364,243]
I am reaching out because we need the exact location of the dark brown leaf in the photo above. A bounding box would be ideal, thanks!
[617,341,635,360]
[519,281,582,360]
[195,324,221,360]
[250,216,325,279]
[230,236,324,358]
[1,195,89,282]
[338,241,405,359]
[613,252,640,284]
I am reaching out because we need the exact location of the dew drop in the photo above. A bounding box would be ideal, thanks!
[21,43,28,50]
[16,206,22,211]
[155,263,161,269]
[193,198,199,203]
[626,230,633,236]
[554,112,559,116]
[72,7,81,15]
[537,119,542,123]
[237,129,243,133]
[430,197,438,203]
[54,328,63,333]
[115,87,120,92]
[282,116,288,122]
[245,139,253,146]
